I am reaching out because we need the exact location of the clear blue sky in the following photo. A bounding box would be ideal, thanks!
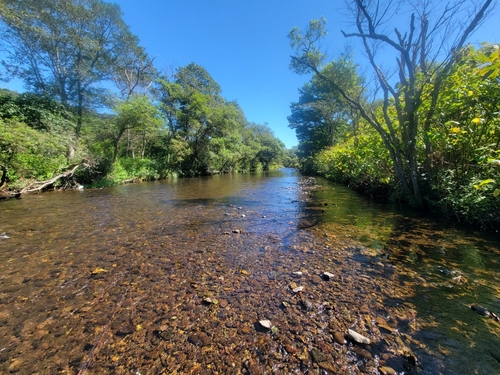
[118,0,499,148]
[117,0,348,148]
[2,1,499,148]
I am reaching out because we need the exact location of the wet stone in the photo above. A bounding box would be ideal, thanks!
[300,299,313,310]
[355,347,372,359]
[378,365,397,375]
[259,320,272,329]
[311,275,323,284]
[471,305,491,317]
[348,329,371,345]
[311,348,329,363]
[292,286,304,293]
[188,332,211,346]
[333,332,347,345]
[322,272,334,280]
[318,361,336,372]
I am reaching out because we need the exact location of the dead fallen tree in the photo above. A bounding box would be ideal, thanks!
[19,162,88,195]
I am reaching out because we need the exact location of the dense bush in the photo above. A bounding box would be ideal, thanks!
[0,119,68,187]
[313,128,394,198]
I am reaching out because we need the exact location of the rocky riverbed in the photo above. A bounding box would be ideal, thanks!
[1,173,499,374]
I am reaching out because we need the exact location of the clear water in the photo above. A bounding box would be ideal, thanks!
[0,169,498,374]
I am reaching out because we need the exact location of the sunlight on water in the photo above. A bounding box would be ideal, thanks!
[0,170,499,374]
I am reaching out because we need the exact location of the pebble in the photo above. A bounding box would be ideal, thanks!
[311,348,328,363]
[300,299,313,310]
[292,271,303,277]
[333,332,347,345]
[355,347,372,359]
[292,286,304,293]
[348,329,371,345]
[188,332,211,346]
[322,272,334,280]
[471,305,491,317]
[378,366,397,375]
[259,320,272,329]
[311,275,322,284]
[202,297,218,305]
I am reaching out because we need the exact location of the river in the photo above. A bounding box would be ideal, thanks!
[0,168,499,374]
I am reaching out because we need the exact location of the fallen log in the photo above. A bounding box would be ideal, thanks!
[20,162,87,195]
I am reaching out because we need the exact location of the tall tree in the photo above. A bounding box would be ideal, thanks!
[289,0,495,206]
[112,94,162,161]
[289,55,364,158]
[0,0,143,138]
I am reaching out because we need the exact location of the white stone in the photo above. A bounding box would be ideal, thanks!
[259,320,272,329]
[348,329,371,344]
[322,272,334,280]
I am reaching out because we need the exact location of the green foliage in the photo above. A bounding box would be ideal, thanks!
[0,119,68,185]
[158,66,286,175]
[288,17,328,75]
[0,3,289,190]
[0,0,145,137]
[0,92,73,131]
[295,43,500,226]
[288,55,364,158]
[112,94,163,161]
[314,126,393,198]
[425,45,500,225]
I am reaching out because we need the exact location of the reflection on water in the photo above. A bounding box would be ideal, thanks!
[307,179,500,374]
[0,169,499,374]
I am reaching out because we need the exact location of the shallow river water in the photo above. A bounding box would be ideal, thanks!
[0,168,499,375]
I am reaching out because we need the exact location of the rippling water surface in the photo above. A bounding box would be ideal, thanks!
[0,168,499,374]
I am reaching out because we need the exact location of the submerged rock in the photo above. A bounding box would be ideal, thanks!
[202,297,218,305]
[322,271,334,280]
[259,320,272,329]
[333,332,347,345]
[471,305,491,317]
[378,366,397,375]
[292,286,304,293]
[348,329,371,345]
[311,275,322,284]
[311,348,328,363]
[188,332,211,346]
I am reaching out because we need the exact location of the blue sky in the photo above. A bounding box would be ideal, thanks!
[2,1,499,148]
[117,0,348,148]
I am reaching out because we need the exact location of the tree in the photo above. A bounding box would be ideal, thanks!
[113,46,158,100]
[288,55,364,158]
[174,62,222,99]
[289,0,495,206]
[158,64,233,174]
[251,123,286,170]
[112,94,163,161]
[0,0,143,138]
